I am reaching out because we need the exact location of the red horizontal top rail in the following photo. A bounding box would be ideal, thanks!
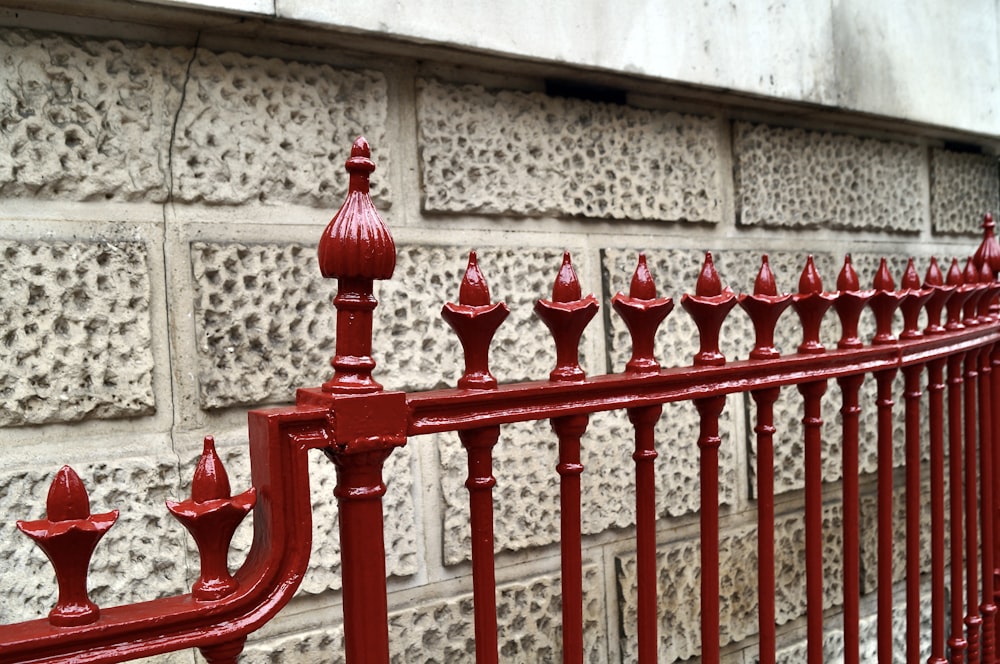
[338,326,999,435]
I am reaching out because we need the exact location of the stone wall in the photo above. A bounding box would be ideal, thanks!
[0,20,997,664]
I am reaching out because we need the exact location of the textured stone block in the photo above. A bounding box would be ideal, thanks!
[417,78,723,222]
[859,480,932,594]
[192,242,595,408]
[0,241,155,426]
[617,503,842,662]
[173,51,389,207]
[440,402,738,565]
[931,149,1000,235]
[0,28,187,201]
[0,455,187,624]
[241,567,605,663]
[734,122,924,232]
[207,435,417,593]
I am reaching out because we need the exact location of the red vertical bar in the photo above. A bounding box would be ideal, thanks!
[628,405,662,664]
[752,387,780,664]
[695,395,726,664]
[799,380,828,663]
[553,414,589,664]
[838,374,864,664]
[875,368,897,664]
[966,352,983,664]
[459,426,501,664]
[979,346,997,664]
[334,451,395,664]
[950,353,969,664]
[993,347,1000,654]
[928,358,949,664]
[903,364,924,663]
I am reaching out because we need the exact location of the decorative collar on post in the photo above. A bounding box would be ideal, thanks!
[680,252,737,366]
[922,257,954,335]
[535,252,599,381]
[790,255,835,354]
[612,253,674,373]
[737,255,792,360]
[317,137,396,394]
[832,255,874,350]
[442,251,510,389]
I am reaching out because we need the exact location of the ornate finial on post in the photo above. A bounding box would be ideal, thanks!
[16,466,119,626]
[791,255,835,354]
[612,253,674,372]
[167,436,256,601]
[962,256,984,326]
[974,213,1000,273]
[832,255,874,349]
[869,257,904,345]
[535,253,599,381]
[899,258,932,340]
[738,255,793,360]
[923,257,954,335]
[442,252,510,389]
[681,252,738,366]
[318,137,396,394]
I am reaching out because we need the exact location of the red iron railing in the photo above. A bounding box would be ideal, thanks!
[1,137,1000,663]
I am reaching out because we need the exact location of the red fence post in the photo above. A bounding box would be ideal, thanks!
[314,137,405,664]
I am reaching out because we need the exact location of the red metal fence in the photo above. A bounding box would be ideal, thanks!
[2,137,1000,663]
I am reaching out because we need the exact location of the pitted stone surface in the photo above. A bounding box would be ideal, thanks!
[931,149,1000,235]
[418,78,723,222]
[240,567,604,663]
[0,456,187,624]
[440,402,737,565]
[734,122,924,232]
[173,51,389,207]
[0,29,187,201]
[0,241,155,426]
[193,242,595,408]
[207,437,417,593]
[617,503,843,662]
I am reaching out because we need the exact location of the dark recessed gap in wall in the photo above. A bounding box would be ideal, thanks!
[943,141,984,155]
[544,78,627,105]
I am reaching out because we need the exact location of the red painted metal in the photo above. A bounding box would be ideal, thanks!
[613,254,672,664]
[3,137,1000,664]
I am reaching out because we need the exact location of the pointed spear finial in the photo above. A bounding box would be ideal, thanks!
[552,252,583,303]
[753,255,779,296]
[901,258,921,290]
[798,255,824,294]
[837,255,860,291]
[924,257,944,287]
[629,253,658,300]
[873,258,895,292]
[459,251,491,306]
[46,466,91,522]
[191,436,232,503]
[696,252,723,297]
[946,258,964,286]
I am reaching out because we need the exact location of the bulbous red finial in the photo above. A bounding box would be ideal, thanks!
[317,137,396,281]
[191,436,232,504]
[924,256,944,287]
[963,256,979,284]
[459,251,491,306]
[901,258,921,290]
[974,212,1000,273]
[947,258,964,286]
[798,255,824,294]
[629,254,658,299]
[46,466,91,522]
[981,259,993,282]
[552,252,583,303]
[696,252,723,297]
[837,255,860,291]
[873,258,895,291]
[753,255,779,296]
